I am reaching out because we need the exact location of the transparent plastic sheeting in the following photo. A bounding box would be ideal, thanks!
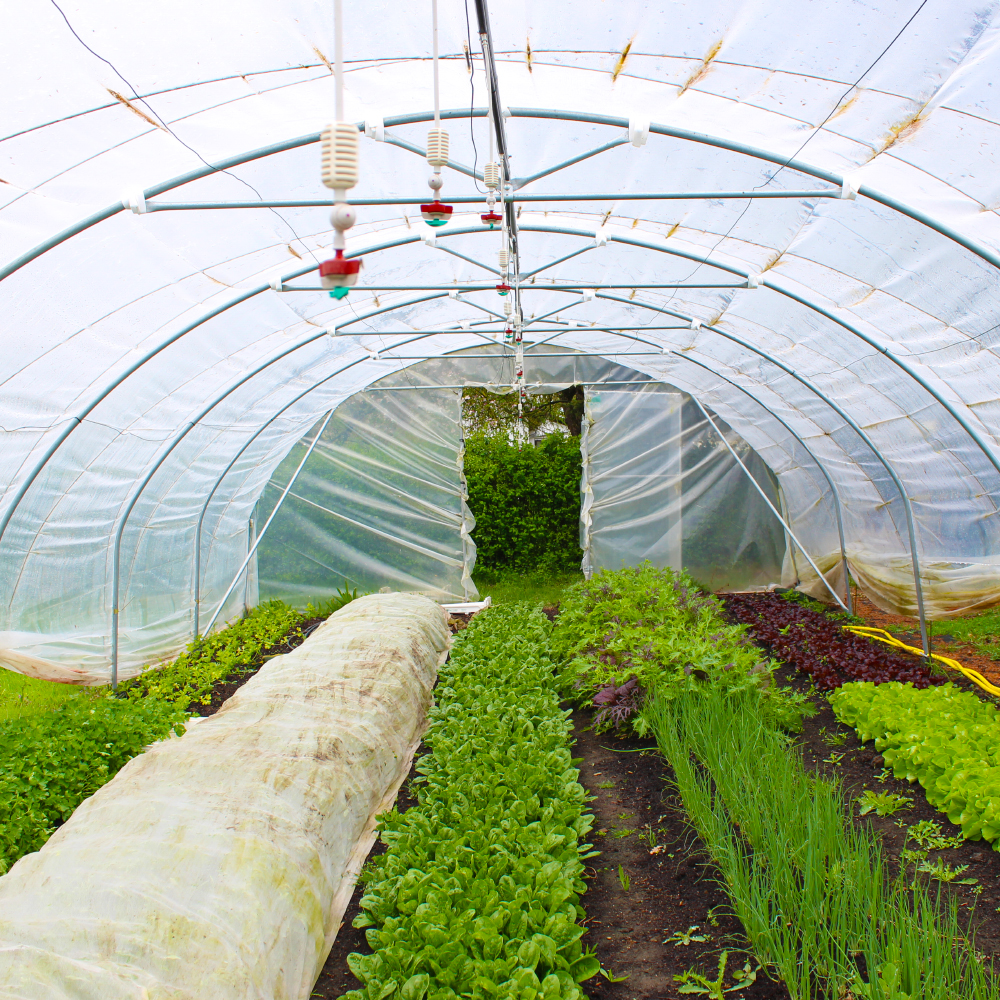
[0,593,451,1000]
[580,386,787,592]
[4,1,1000,681]
[257,352,649,607]
[257,379,478,605]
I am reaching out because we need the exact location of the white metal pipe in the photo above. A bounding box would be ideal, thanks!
[691,396,849,612]
[202,409,336,636]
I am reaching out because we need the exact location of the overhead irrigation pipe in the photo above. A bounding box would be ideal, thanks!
[143,189,842,209]
[691,397,848,612]
[673,352,853,614]
[201,409,336,638]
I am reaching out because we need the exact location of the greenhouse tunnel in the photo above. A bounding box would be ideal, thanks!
[3,0,1000,687]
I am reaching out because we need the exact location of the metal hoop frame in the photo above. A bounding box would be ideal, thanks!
[3,106,992,663]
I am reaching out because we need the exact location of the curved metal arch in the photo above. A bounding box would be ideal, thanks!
[109,300,455,679]
[6,106,999,277]
[664,350,852,614]
[516,220,1000,488]
[577,290,929,651]
[2,118,996,545]
[0,218,966,652]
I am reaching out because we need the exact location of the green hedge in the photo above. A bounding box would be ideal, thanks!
[464,434,582,576]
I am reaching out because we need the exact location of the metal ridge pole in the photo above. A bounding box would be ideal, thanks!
[691,395,848,612]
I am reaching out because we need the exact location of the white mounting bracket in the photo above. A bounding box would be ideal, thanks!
[840,173,862,200]
[582,289,596,302]
[364,118,385,141]
[423,233,438,247]
[124,190,147,215]
[594,228,609,248]
[269,276,285,292]
[327,325,339,338]
[746,273,761,289]
[448,289,462,300]
[458,319,471,330]
[366,347,380,360]
[628,118,650,147]
[689,318,702,331]
[500,106,512,119]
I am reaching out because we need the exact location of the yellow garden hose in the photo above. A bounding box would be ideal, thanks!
[841,625,1000,698]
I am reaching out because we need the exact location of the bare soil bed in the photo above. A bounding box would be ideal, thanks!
[310,710,791,1000]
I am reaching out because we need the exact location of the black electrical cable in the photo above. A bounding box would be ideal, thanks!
[48,0,320,262]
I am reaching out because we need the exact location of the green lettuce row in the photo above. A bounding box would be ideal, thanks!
[120,599,304,707]
[343,604,599,1000]
[0,599,305,874]
[0,695,187,873]
[551,564,812,734]
[830,681,1000,843]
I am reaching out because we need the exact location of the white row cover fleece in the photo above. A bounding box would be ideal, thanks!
[0,592,451,1000]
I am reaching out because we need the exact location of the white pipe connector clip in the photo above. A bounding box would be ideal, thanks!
[448,290,462,300]
[582,289,596,302]
[594,228,609,248]
[840,173,862,200]
[124,190,147,215]
[269,276,285,292]
[689,318,702,331]
[423,233,438,247]
[746,273,761,289]
[364,118,385,142]
[458,320,471,330]
[327,325,339,338]
[628,118,650,147]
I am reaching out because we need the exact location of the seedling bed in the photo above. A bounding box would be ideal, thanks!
[152,615,326,717]
[778,661,1000,966]
[311,712,790,1000]
[722,592,941,689]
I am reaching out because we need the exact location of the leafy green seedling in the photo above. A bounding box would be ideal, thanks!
[596,781,615,789]
[645,824,657,847]
[599,967,630,983]
[823,751,845,764]
[618,864,630,891]
[905,819,963,851]
[915,857,977,885]
[857,790,913,817]
[851,961,914,1000]
[664,925,710,947]
[675,952,758,998]
[874,767,892,783]
[822,729,849,747]
[706,905,723,928]
[612,828,635,838]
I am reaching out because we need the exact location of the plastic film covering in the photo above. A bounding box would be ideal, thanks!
[257,380,477,604]
[0,592,451,1000]
[581,386,786,591]
[3,0,1000,669]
